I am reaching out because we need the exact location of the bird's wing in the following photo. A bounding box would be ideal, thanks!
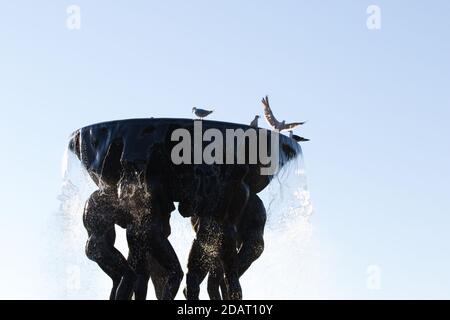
[261,95,280,128]
[197,109,213,117]
[293,135,309,142]
[283,121,306,130]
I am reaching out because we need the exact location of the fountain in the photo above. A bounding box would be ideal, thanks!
[66,118,303,300]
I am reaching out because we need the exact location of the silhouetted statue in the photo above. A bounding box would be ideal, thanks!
[68,118,301,300]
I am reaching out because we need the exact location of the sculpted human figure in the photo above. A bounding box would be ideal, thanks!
[82,188,134,300]
[121,175,183,300]
[205,191,266,300]
[176,164,250,300]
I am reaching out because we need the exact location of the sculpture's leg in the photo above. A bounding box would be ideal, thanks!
[147,255,167,300]
[219,223,241,300]
[236,193,266,276]
[83,190,135,300]
[127,225,172,300]
[146,191,177,300]
[131,255,167,300]
[98,229,122,300]
[185,237,209,300]
[126,226,150,300]
[218,181,249,300]
[207,264,226,300]
[134,273,150,300]
[219,273,228,299]
[146,226,183,300]
[142,180,183,300]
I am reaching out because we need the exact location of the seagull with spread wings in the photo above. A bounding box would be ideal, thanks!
[261,95,306,131]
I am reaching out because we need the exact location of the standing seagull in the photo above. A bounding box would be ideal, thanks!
[250,115,260,127]
[289,130,309,142]
[192,107,213,119]
[261,95,306,131]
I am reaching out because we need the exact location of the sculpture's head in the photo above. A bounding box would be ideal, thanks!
[69,123,133,190]
[115,123,164,209]
[119,124,156,170]
[192,107,196,113]
[80,126,115,184]
[117,167,150,212]
[68,130,80,159]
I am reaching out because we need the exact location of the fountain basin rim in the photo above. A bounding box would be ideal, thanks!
[72,117,283,136]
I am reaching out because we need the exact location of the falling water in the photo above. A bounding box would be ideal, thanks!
[56,147,315,299]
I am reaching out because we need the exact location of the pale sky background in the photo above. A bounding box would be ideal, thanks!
[0,1,449,299]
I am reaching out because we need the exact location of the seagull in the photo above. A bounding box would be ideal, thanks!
[250,115,260,127]
[261,95,306,131]
[192,107,213,119]
[289,130,309,142]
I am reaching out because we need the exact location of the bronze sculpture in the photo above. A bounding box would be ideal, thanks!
[68,118,302,300]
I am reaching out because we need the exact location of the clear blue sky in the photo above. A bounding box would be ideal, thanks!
[0,1,449,299]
